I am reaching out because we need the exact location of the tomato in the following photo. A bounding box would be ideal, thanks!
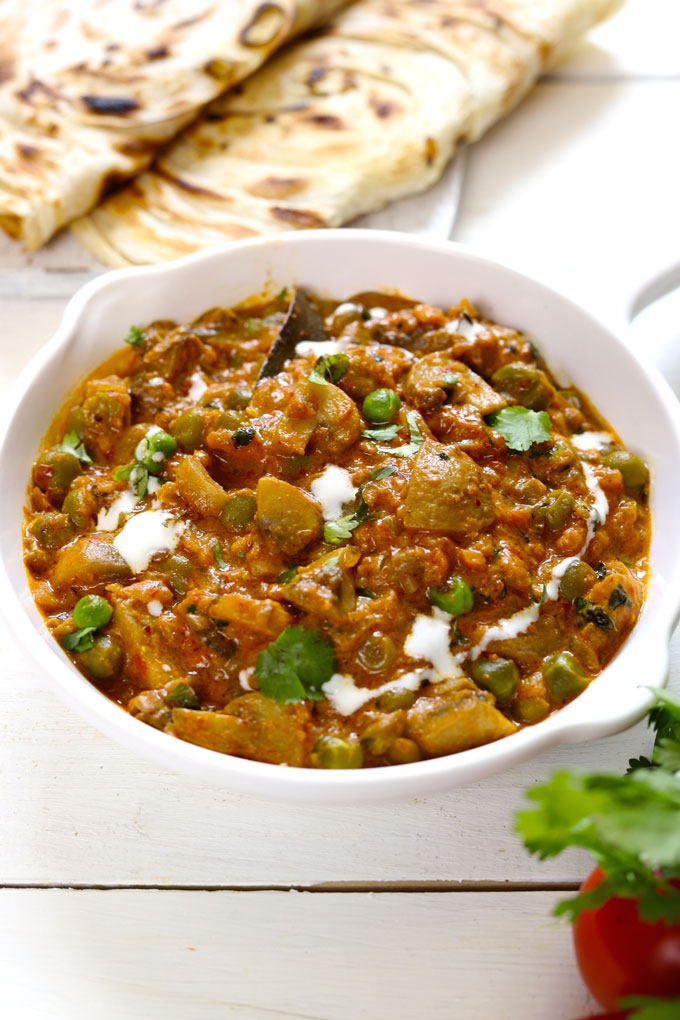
[572,867,680,1011]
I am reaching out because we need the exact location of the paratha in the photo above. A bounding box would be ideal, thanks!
[0,0,349,249]
[73,0,623,266]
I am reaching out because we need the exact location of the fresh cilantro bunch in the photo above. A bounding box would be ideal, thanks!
[516,687,680,924]
[254,626,336,704]
[617,997,680,1020]
[486,406,552,452]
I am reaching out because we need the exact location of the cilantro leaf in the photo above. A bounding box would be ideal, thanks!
[646,687,680,771]
[370,465,397,481]
[389,411,425,458]
[324,487,371,544]
[62,627,96,653]
[165,682,200,709]
[362,423,400,442]
[365,411,424,458]
[575,597,615,632]
[609,583,630,610]
[215,540,227,570]
[255,626,336,704]
[308,353,349,386]
[113,463,149,499]
[124,325,145,348]
[56,431,93,465]
[621,997,680,1020]
[439,373,459,388]
[486,406,552,452]
[324,513,360,544]
[517,769,680,924]
[278,566,298,584]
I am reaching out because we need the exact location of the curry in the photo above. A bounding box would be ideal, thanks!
[23,288,651,769]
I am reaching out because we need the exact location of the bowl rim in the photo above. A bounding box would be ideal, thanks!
[3,228,680,803]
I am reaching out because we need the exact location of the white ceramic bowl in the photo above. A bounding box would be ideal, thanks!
[3,230,680,803]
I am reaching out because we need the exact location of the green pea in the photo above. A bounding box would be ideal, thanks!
[429,576,474,617]
[543,651,589,702]
[222,493,256,530]
[357,632,397,673]
[514,697,550,724]
[313,736,364,769]
[245,318,261,337]
[362,388,401,423]
[73,594,113,631]
[66,406,85,437]
[387,738,422,765]
[226,388,252,410]
[559,561,597,602]
[543,489,575,530]
[77,634,123,685]
[162,554,193,596]
[491,363,554,411]
[216,409,245,431]
[171,409,205,451]
[470,657,519,705]
[603,449,649,489]
[377,687,416,712]
[30,512,75,549]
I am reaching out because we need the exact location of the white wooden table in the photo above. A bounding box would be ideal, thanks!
[1,3,679,1016]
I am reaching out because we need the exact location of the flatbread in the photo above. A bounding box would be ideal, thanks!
[0,0,349,248]
[74,0,624,267]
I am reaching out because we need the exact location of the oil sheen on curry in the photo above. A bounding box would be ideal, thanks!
[24,289,651,769]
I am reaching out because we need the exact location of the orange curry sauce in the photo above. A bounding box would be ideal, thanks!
[23,289,650,768]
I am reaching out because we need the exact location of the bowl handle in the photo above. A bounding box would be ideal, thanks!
[624,260,680,394]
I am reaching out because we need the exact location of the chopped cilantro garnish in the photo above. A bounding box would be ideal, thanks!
[324,488,371,545]
[308,353,349,386]
[61,627,96,653]
[124,325,145,348]
[362,413,423,457]
[113,463,149,499]
[232,426,255,448]
[439,373,459,388]
[214,540,227,570]
[370,465,397,481]
[324,513,360,544]
[278,566,298,584]
[254,626,336,704]
[575,597,615,631]
[56,431,93,465]
[362,423,400,442]
[356,587,377,599]
[608,583,630,610]
[166,683,200,710]
[595,562,608,580]
[186,604,197,615]
[390,411,425,458]
[486,406,552,452]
